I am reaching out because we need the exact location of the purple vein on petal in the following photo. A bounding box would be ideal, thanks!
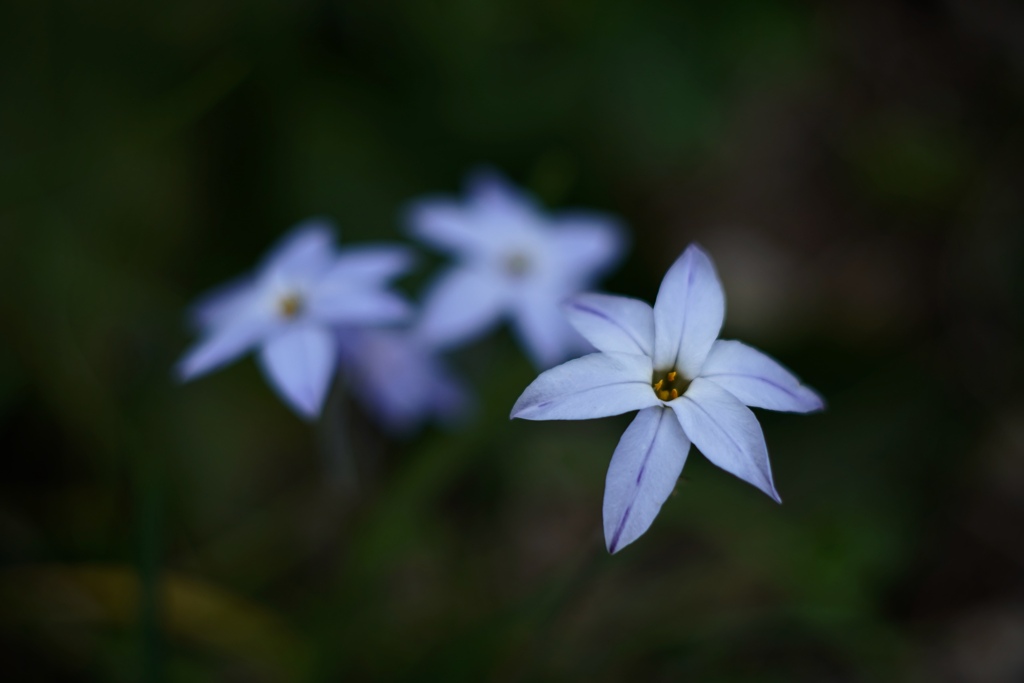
[680,395,777,501]
[567,300,648,354]
[609,408,667,554]
[706,373,802,400]
[512,379,653,418]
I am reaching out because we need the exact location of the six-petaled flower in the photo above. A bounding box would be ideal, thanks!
[178,219,413,419]
[407,170,626,368]
[511,244,824,553]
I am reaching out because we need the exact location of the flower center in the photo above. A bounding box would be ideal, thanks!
[504,252,531,277]
[278,292,304,319]
[652,369,689,401]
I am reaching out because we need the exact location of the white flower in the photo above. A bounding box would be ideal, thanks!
[407,170,626,368]
[511,244,824,553]
[336,327,470,435]
[177,219,413,419]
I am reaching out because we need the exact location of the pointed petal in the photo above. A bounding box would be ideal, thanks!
[262,219,336,281]
[188,276,257,331]
[306,247,413,325]
[700,340,824,413]
[550,213,627,286]
[307,288,412,326]
[463,170,549,245]
[510,352,658,421]
[258,325,337,419]
[416,268,506,348]
[652,244,725,378]
[176,316,271,382]
[336,328,470,435]
[320,245,415,286]
[466,168,539,219]
[670,378,781,502]
[604,407,690,554]
[563,293,654,357]
[406,200,492,257]
[511,295,584,369]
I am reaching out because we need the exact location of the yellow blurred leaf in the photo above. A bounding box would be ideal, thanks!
[0,564,311,678]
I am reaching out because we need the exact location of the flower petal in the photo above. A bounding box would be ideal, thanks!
[510,352,658,421]
[563,293,654,357]
[406,200,492,257]
[187,276,256,331]
[261,218,337,282]
[652,244,725,378]
[409,174,544,261]
[700,340,825,413]
[337,328,470,435]
[603,406,690,554]
[307,288,412,326]
[319,245,415,286]
[511,295,587,369]
[306,246,413,325]
[550,213,627,287]
[258,325,337,419]
[466,169,539,222]
[670,378,781,502]
[416,267,506,348]
[176,315,272,382]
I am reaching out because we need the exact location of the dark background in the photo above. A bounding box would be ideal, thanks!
[2,0,1024,681]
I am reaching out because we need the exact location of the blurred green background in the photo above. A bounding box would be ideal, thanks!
[2,0,1024,680]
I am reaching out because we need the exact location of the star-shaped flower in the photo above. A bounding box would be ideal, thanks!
[407,170,626,368]
[511,244,824,553]
[178,219,413,419]
[336,327,470,436]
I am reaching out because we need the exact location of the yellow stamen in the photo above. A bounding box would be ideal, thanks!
[653,379,664,391]
[670,388,679,399]
[658,390,670,401]
[667,371,677,382]
[279,293,303,319]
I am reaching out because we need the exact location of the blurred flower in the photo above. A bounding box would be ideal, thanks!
[511,244,823,553]
[407,170,626,368]
[178,219,413,419]
[336,327,470,435]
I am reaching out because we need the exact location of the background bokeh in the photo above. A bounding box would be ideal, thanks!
[2,0,1024,680]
